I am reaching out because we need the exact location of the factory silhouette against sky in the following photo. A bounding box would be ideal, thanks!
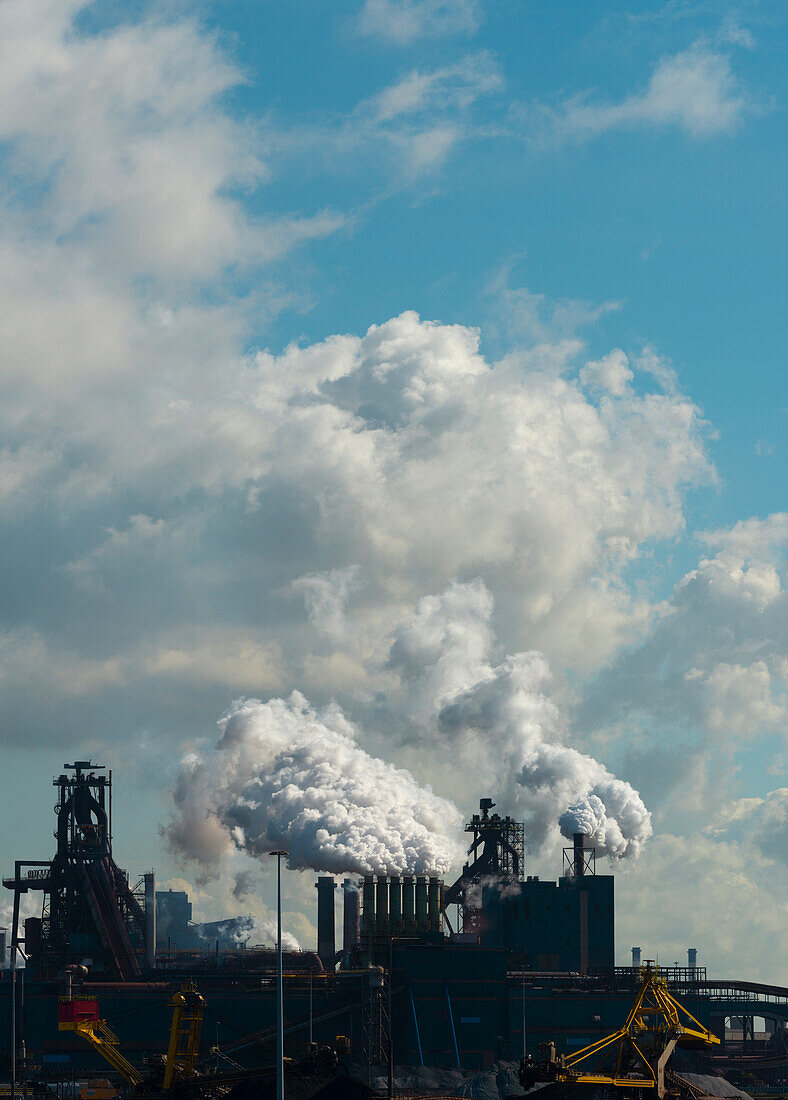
[1,761,785,1095]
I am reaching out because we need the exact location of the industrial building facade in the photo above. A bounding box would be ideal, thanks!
[1,773,786,1090]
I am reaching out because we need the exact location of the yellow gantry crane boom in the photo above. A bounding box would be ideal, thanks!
[163,985,206,1090]
[523,963,720,1098]
[58,984,205,1092]
[58,999,143,1087]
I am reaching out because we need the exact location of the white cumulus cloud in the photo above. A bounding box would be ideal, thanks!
[522,45,753,145]
[358,0,480,43]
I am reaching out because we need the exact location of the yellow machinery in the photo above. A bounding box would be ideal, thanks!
[521,963,720,1098]
[57,998,142,1088]
[163,986,206,1090]
[58,984,205,1092]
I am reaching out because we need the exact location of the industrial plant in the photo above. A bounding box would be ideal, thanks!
[0,763,785,1099]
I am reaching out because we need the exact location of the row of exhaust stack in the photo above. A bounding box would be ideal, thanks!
[316,875,444,966]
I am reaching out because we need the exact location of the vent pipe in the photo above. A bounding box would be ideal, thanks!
[428,877,442,931]
[389,876,403,933]
[315,877,336,966]
[361,876,375,936]
[143,873,156,969]
[415,876,428,929]
[375,876,389,935]
[402,876,415,931]
[573,833,586,877]
[342,880,360,953]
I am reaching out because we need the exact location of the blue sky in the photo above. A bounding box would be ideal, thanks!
[220,0,784,528]
[0,0,785,976]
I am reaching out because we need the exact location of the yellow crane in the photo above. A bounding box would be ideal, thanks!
[521,962,720,1098]
[58,984,206,1092]
[57,998,142,1088]
[163,986,206,1090]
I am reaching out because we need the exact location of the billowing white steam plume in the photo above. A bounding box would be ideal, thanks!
[167,692,464,876]
[391,580,652,859]
[524,747,652,860]
[168,579,651,877]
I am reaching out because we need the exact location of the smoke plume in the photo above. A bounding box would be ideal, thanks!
[167,579,651,881]
[231,870,257,901]
[220,914,301,952]
[167,692,464,876]
[391,580,652,859]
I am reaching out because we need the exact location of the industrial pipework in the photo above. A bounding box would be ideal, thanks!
[344,872,447,965]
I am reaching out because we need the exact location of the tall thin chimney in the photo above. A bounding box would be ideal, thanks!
[361,876,376,936]
[376,876,389,935]
[632,946,641,968]
[389,877,403,933]
[143,873,156,969]
[415,876,428,929]
[402,876,415,931]
[315,876,336,966]
[687,947,697,973]
[428,877,442,932]
[343,880,360,954]
[573,833,586,877]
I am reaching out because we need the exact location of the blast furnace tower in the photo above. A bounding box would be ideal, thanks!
[444,797,525,932]
[3,761,152,979]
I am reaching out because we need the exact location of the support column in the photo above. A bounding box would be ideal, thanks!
[144,873,156,969]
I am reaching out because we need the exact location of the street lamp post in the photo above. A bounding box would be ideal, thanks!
[11,941,16,1100]
[309,970,313,1046]
[522,965,527,1060]
[388,938,394,1100]
[269,851,288,1100]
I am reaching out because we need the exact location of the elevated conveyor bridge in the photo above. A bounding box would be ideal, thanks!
[695,979,788,1023]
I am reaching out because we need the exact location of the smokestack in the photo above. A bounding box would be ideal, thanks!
[0,928,6,970]
[143,873,156,969]
[415,876,428,929]
[632,946,641,968]
[428,877,441,932]
[573,833,586,877]
[389,876,403,933]
[343,880,360,954]
[315,876,336,966]
[361,876,375,936]
[687,947,697,973]
[402,876,415,931]
[375,876,389,935]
